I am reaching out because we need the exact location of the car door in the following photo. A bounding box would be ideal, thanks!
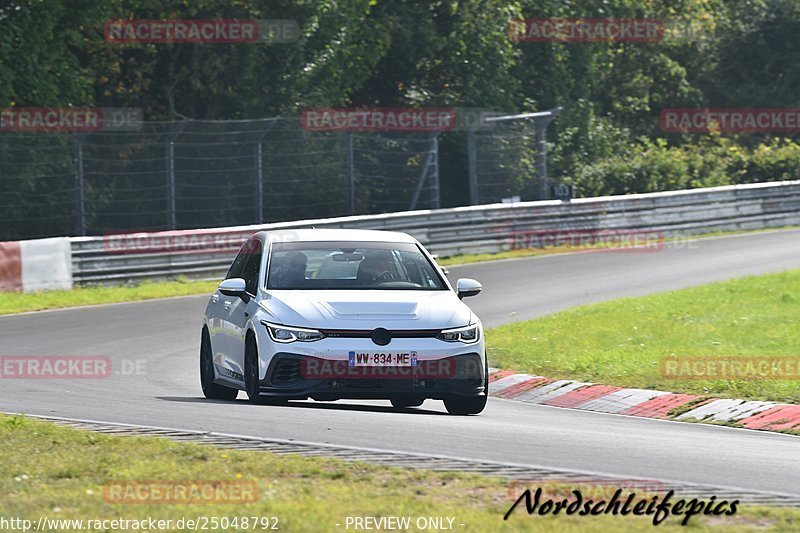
[223,237,264,379]
[209,242,250,379]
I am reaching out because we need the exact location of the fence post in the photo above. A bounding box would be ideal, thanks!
[534,107,561,201]
[346,132,355,215]
[255,139,263,223]
[535,127,549,200]
[255,119,277,224]
[429,133,440,209]
[73,133,88,236]
[409,135,438,211]
[467,127,479,205]
[166,121,188,230]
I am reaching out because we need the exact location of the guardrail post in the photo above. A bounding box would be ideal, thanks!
[166,121,188,230]
[73,132,88,236]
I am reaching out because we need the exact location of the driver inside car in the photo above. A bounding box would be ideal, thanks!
[284,251,308,285]
[268,251,308,288]
[356,251,397,283]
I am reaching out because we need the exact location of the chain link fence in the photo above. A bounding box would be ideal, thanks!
[467,109,560,205]
[0,111,559,241]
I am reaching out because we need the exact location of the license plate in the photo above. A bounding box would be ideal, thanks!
[348,351,418,367]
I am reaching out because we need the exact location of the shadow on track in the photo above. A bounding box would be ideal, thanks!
[156,396,447,415]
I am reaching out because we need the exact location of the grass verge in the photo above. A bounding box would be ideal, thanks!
[1,415,798,532]
[0,278,219,316]
[487,270,800,403]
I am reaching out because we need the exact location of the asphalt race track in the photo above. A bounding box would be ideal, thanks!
[2,229,800,497]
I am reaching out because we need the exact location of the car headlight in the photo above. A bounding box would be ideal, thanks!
[261,321,325,343]
[437,324,480,344]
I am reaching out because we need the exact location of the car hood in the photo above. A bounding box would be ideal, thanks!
[258,289,474,330]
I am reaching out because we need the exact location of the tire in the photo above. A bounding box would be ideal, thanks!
[444,355,489,415]
[200,328,238,401]
[390,398,424,409]
[245,334,286,405]
[244,334,262,402]
[443,395,487,415]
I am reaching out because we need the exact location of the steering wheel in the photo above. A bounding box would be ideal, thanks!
[373,271,394,282]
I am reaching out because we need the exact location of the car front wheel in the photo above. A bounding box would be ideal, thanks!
[244,335,261,402]
[245,334,286,405]
[444,355,488,415]
[390,398,424,409]
[443,395,487,415]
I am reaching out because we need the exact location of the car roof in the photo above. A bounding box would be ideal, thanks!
[260,228,418,244]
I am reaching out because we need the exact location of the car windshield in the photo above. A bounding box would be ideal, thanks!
[267,241,448,291]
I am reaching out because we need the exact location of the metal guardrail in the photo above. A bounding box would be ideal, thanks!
[70,180,800,284]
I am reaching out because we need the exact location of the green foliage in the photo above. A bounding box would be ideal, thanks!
[4,414,27,428]
[0,0,106,108]
[740,139,800,183]
[2,0,800,218]
[567,136,800,196]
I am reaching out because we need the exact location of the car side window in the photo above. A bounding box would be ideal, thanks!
[240,239,264,295]
[225,240,252,280]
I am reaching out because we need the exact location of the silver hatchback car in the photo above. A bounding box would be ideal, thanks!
[201,229,487,414]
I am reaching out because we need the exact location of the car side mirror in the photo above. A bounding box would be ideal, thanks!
[219,278,250,302]
[456,278,482,299]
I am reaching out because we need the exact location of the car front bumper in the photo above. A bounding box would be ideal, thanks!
[257,351,486,401]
